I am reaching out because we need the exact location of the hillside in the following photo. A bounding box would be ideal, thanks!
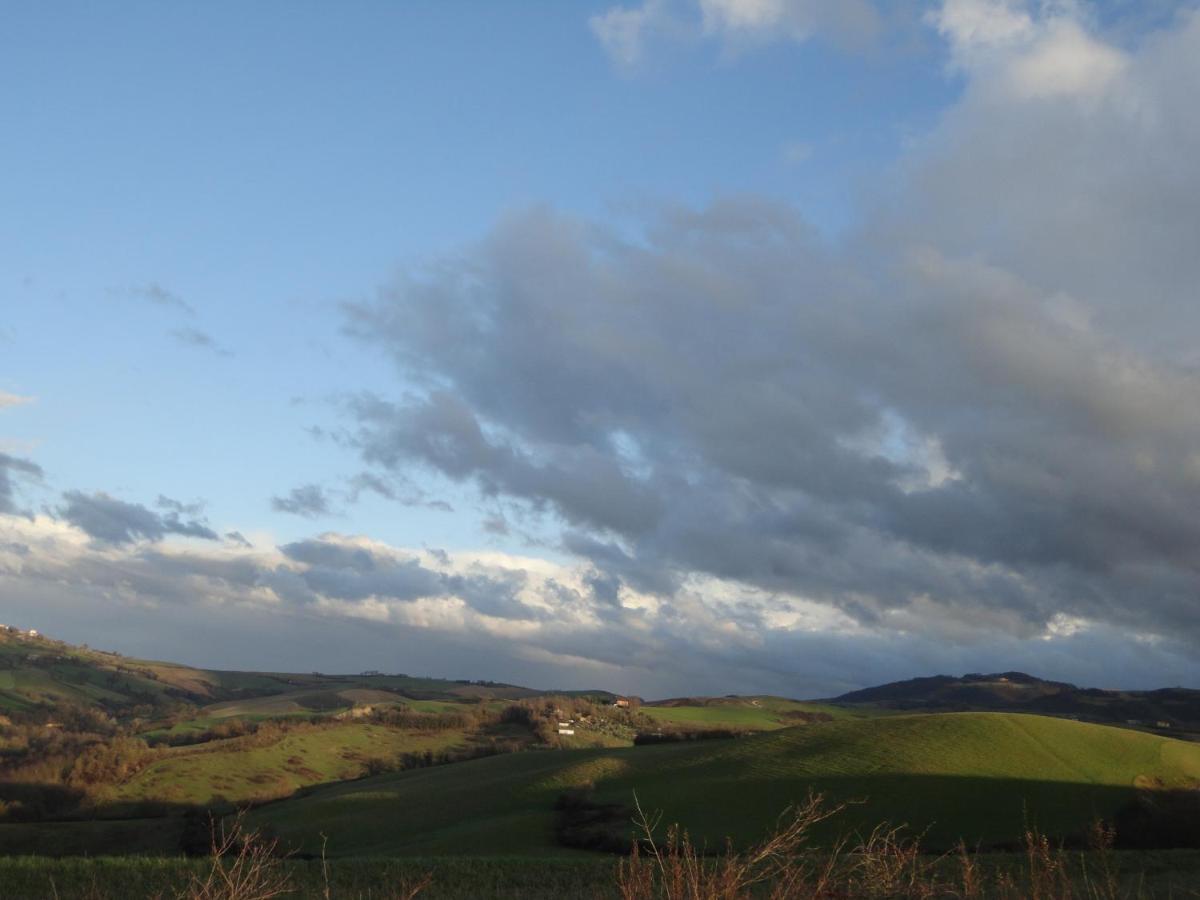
[0,627,604,727]
[831,671,1200,735]
[640,695,855,731]
[250,711,1200,857]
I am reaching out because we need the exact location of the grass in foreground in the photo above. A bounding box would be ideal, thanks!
[4,802,1200,899]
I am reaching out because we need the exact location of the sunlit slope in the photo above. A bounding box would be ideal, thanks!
[251,712,1200,857]
[111,723,474,807]
[640,696,859,730]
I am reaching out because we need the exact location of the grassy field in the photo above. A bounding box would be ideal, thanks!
[248,712,1200,857]
[4,851,1200,899]
[110,723,476,807]
[640,696,857,730]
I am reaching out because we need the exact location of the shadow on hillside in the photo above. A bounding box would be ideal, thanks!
[581,773,1200,854]
[4,772,1199,859]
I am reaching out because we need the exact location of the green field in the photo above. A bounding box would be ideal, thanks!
[110,723,475,807]
[249,712,1200,857]
[640,696,856,730]
[5,852,1200,900]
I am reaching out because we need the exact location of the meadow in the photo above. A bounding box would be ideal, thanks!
[5,631,1200,897]
[250,712,1200,858]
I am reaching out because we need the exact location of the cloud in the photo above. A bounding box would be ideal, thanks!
[0,454,42,515]
[930,0,1128,99]
[345,471,454,512]
[58,491,219,544]
[225,530,253,548]
[4,2,1200,698]
[590,0,671,69]
[131,282,195,316]
[0,392,34,410]
[157,495,206,517]
[590,0,884,68]
[170,327,232,357]
[3,513,1200,696]
[340,7,1200,667]
[271,484,334,518]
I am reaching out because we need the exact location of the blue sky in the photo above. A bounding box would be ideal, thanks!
[1,1,952,548]
[5,1,1200,696]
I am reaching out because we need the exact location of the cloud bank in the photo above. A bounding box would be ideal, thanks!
[334,2,1200,680]
[5,2,1200,696]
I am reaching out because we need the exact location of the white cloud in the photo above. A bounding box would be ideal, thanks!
[0,391,33,410]
[932,0,1034,58]
[931,0,1128,100]
[590,0,882,68]
[589,0,671,69]
[1007,17,1127,99]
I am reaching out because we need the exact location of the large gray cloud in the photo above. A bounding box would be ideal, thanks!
[59,491,219,544]
[342,7,1200,652]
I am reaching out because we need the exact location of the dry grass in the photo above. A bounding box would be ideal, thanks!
[614,793,1164,900]
[180,813,292,900]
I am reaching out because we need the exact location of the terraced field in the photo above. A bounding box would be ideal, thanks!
[250,712,1200,857]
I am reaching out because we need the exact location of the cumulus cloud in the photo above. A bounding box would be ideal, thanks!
[930,0,1128,99]
[342,6,1200,668]
[58,491,219,544]
[4,2,1199,697]
[590,0,884,68]
[6,512,1196,696]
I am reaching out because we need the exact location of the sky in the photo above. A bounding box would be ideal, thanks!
[3,0,1200,698]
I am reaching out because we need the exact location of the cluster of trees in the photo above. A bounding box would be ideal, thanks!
[497,695,644,745]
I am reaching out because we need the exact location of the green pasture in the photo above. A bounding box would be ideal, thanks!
[250,712,1200,857]
[112,724,472,807]
[640,696,855,730]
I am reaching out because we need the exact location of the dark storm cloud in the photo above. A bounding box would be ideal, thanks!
[0,453,42,515]
[271,484,333,518]
[58,491,219,544]
[339,10,1200,648]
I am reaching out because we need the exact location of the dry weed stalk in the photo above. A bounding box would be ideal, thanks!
[181,812,292,900]
[616,791,847,900]
[615,797,1145,900]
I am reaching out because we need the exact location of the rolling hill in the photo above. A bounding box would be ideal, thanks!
[0,627,607,726]
[249,711,1200,857]
[830,671,1200,735]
